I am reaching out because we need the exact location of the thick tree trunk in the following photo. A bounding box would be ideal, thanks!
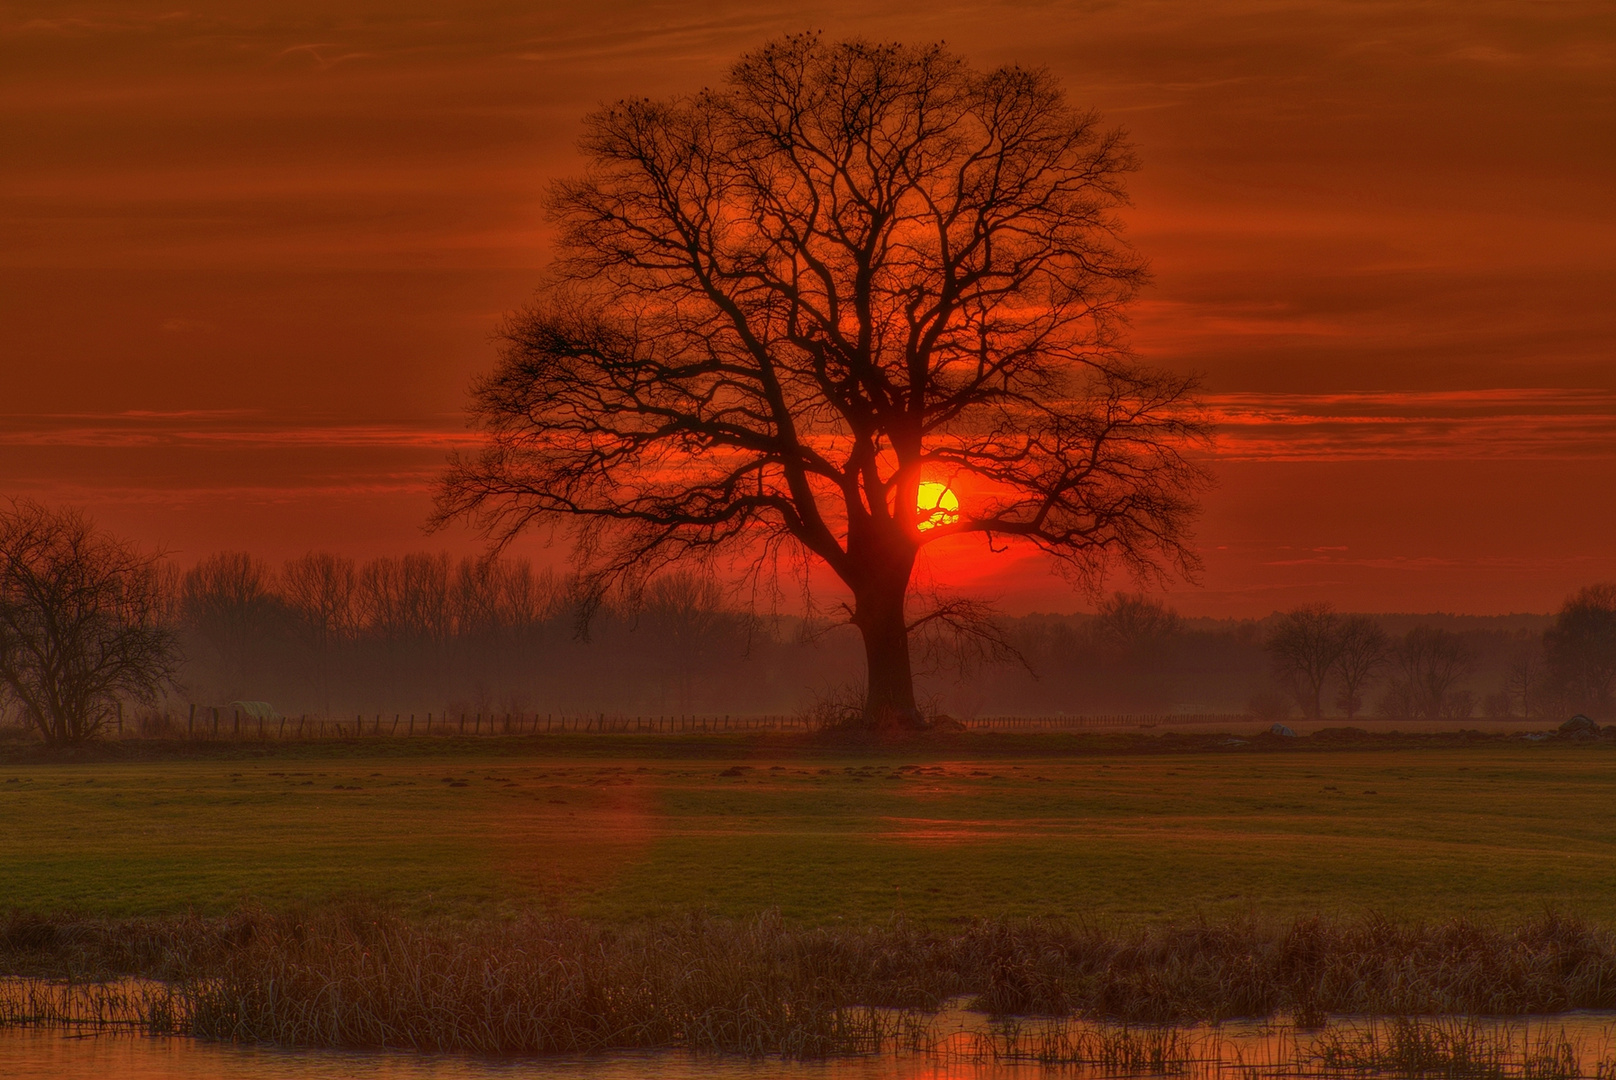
[849,563,923,729]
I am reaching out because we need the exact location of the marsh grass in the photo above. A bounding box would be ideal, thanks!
[6,907,1616,1061]
[966,1019,1202,1070]
[0,976,183,1033]
[1309,1018,1592,1080]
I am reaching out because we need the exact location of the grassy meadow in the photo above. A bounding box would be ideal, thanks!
[3,734,1613,925]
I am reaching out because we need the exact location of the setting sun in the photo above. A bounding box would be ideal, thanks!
[916,481,959,531]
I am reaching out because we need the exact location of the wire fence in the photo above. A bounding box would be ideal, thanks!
[98,706,1257,741]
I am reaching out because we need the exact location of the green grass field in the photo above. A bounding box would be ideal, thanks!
[2,736,1613,924]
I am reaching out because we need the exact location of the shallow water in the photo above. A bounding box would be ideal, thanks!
[7,1013,1616,1080]
[0,1026,1036,1079]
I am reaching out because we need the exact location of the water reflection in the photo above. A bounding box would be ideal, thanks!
[8,1013,1616,1080]
[1,1027,1039,1079]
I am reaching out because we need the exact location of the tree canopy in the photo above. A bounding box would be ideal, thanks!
[436,36,1209,725]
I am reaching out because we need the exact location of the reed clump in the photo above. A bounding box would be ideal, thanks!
[972,1019,1201,1070]
[0,976,183,1033]
[6,908,1616,1055]
[1310,1017,1585,1080]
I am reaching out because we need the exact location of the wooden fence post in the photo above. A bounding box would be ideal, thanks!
[188,703,195,739]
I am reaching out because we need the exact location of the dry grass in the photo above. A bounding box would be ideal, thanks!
[6,907,1616,1059]
[186,907,890,1055]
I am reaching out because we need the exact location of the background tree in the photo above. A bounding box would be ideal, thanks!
[1505,645,1544,720]
[1266,604,1342,719]
[1330,614,1388,720]
[281,552,357,649]
[1381,625,1472,720]
[280,552,357,714]
[1095,591,1181,657]
[357,553,452,645]
[0,500,177,745]
[180,551,276,696]
[1543,583,1616,718]
[434,35,1208,727]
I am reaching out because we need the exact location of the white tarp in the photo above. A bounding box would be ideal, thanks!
[230,700,281,722]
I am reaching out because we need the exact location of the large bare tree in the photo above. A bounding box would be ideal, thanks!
[435,36,1208,726]
[0,500,177,745]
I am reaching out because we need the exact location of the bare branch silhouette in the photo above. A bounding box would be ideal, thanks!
[436,35,1209,726]
[0,500,178,745]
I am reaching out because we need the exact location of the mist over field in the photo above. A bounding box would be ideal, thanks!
[137,550,1554,724]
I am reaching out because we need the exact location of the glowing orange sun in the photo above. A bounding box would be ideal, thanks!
[917,480,960,531]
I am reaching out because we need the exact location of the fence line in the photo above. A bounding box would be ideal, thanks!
[103,707,1254,741]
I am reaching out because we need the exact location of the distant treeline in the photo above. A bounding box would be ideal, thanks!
[148,551,1610,724]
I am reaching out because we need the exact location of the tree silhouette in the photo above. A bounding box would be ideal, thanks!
[0,500,177,745]
[436,36,1208,726]
[1266,604,1343,720]
[1383,626,1472,720]
[180,551,274,696]
[1330,614,1388,720]
[1544,583,1616,718]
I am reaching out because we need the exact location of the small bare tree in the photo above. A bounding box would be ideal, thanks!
[1505,646,1544,720]
[434,36,1208,727]
[0,500,178,745]
[1331,614,1388,720]
[1266,604,1343,719]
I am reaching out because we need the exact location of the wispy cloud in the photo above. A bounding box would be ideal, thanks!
[7,391,1612,464]
[0,412,480,451]
[1206,389,1616,461]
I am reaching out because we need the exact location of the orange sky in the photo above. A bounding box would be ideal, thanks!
[3,1,1613,617]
